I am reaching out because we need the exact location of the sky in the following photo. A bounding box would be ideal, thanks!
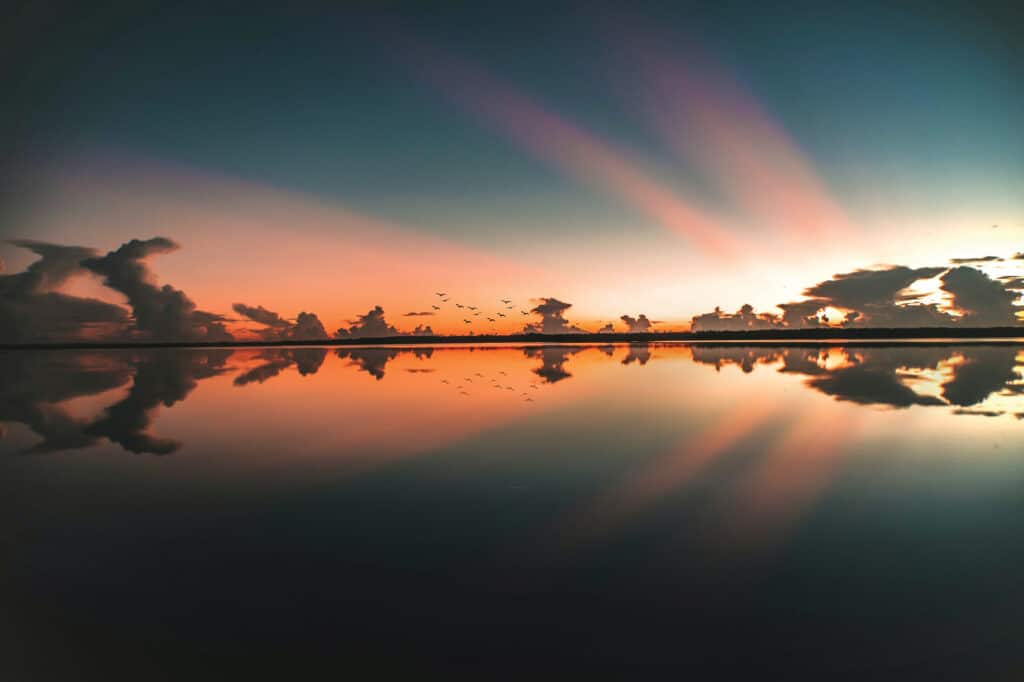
[1,1,1022,340]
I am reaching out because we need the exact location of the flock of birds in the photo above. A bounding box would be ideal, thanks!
[432,292,531,327]
[440,370,540,403]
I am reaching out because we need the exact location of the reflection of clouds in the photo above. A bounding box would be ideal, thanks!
[620,344,651,366]
[334,347,433,380]
[522,346,584,383]
[234,348,328,386]
[1,350,228,455]
[690,344,1023,414]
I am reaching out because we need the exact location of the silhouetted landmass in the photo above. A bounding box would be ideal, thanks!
[2,326,1023,350]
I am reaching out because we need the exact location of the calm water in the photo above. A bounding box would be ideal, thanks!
[3,343,1024,678]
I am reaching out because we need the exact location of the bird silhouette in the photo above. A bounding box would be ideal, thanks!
[432,305,441,310]
[435,292,447,297]
[524,397,534,402]
[442,298,450,303]
[441,379,449,384]
[497,312,506,318]
[499,371,507,376]
[475,373,484,377]
[467,306,477,311]
[473,312,481,316]
[487,317,495,322]
[459,391,470,396]
[464,319,472,324]
[520,310,528,315]
[501,299,511,304]
[464,378,473,383]
[506,305,514,310]
[456,303,464,309]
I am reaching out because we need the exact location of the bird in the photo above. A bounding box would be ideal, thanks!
[475,373,484,377]
[499,371,507,376]
[464,319,472,324]
[456,303,464,309]
[529,384,537,389]
[487,317,495,322]
[501,299,511,304]
[506,387,514,391]
[442,298,450,303]
[520,310,529,315]
[435,292,446,297]
[506,305,514,310]
[473,312,481,316]
[497,312,506,318]
[459,391,469,396]
[524,397,534,402]
[432,305,441,310]
[464,378,473,383]
[441,379,449,384]
[467,306,477,311]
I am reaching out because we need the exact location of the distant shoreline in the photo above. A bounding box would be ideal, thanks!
[3,327,1024,350]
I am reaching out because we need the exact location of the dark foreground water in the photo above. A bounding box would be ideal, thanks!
[3,343,1023,679]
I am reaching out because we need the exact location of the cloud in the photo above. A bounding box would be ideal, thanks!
[597,323,615,333]
[523,297,587,334]
[620,314,655,332]
[233,303,291,330]
[233,303,328,340]
[940,266,1021,326]
[82,238,232,341]
[410,324,435,336]
[690,261,1024,331]
[950,256,1001,264]
[403,311,435,317]
[335,305,400,339]
[0,241,130,342]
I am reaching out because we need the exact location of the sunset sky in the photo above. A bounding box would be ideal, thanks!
[2,1,1022,338]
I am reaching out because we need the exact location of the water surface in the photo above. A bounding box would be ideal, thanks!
[3,343,1023,678]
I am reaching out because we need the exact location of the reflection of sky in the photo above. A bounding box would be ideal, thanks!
[4,343,1024,676]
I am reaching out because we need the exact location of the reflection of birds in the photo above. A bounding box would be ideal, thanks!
[432,305,441,310]
[524,397,534,402]
[499,371,507,376]
[475,372,484,377]
[506,386,514,391]
[459,391,469,396]
[529,384,538,389]
[441,379,449,384]
[435,292,447,297]
[501,299,511,304]
[487,317,495,322]
[464,378,473,383]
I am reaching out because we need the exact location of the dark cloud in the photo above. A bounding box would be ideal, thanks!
[952,408,1004,417]
[940,266,1021,326]
[82,238,232,342]
[335,305,400,339]
[233,303,328,341]
[0,241,129,342]
[692,304,782,332]
[233,303,291,331]
[523,298,587,334]
[620,314,655,333]
[690,262,1024,331]
[410,324,435,336]
[403,311,435,317]
[950,256,1001,264]
[597,323,615,333]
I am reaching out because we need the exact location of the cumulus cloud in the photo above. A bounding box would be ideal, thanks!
[410,324,435,336]
[940,266,1020,326]
[233,303,291,330]
[597,323,615,333]
[691,262,1022,332]
[335,305,400,339]
[620,314,655,333]
[0,240,130,342]
[523,297,587,334]
[82,238,232,342]
[233,303,328,340]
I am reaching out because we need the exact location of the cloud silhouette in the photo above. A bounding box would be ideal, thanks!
[597,323,615,333]
[950,256,1001,264]
[233,303,328,340]
[403,311,435,317]
[335,305,400,339]
[940,266,1021,326]
[410,324,435,336]
[691,262,1023,331]
[620,314,655,332]
[233,303,291,331]
[82,238,232,342]
[523,298,587,334]
[0,241,130,342]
